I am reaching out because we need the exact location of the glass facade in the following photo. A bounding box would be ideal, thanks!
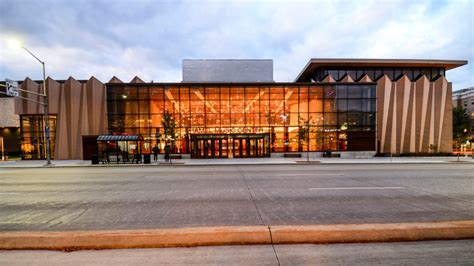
[19,115,56,159]
[106,83,376,158]
[313,67,446,82]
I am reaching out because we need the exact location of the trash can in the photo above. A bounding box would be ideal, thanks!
[143,154,151,164]
[91,154,99,165]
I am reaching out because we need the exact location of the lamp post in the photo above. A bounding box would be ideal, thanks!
[21,46,51,165]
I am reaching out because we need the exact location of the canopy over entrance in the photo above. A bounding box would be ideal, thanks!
[97,135,144,141]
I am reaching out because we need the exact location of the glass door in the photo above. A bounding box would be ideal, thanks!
[221,139,228,158]
[257,138,263,157]
[249,139,256,157]
[206,139,212,158]
[233,139,241,158]
[199,139,204,158]
[241,138,247,157]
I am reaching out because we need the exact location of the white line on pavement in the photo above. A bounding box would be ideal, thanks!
[277,174,344,176]
[308,187,405,190]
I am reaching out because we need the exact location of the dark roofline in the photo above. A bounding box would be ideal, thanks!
[105,81,376,86]
[452,87,474,94]
[294,58,468,82]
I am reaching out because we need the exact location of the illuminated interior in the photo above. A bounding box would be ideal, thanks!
[107,84,376,158]
[19,115,56,160]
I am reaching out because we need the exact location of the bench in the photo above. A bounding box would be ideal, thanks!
[170,154,182,159]
[284,153,302,158]
[322,153,341,158]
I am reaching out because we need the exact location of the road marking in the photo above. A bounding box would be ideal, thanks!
[276,174,344,176]
[0,192,21,195]
[308,187,405,190]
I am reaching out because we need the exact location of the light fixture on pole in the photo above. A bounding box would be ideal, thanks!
[9,39,51,165]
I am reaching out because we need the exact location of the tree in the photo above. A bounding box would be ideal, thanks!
[453,107,469,146]
[297,116,314,162]
[161,111,176,146]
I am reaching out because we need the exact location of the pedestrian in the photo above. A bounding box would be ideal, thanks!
[164,143,171,162]
[152,145,160,162]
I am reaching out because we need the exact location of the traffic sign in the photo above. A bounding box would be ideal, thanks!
[5,79,19,97]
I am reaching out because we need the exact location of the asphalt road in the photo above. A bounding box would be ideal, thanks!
[0,164,473,231]
[1,240,473,265]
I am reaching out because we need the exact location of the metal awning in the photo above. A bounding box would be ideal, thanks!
[97,135,143,141]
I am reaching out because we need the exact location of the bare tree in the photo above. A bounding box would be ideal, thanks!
[298,116,314,162]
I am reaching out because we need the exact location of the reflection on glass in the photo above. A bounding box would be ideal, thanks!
[107,84,376,154]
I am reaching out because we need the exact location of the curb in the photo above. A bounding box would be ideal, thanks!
[1,161,473,169]
[0,226,270,251]
[1,221,473,251]
[271,221,474,244]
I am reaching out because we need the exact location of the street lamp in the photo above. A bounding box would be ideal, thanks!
[10,40,51,165]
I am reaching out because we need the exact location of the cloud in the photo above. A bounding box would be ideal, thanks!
[0,0,472,89]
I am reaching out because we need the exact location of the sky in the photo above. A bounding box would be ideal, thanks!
[0,0,473,90]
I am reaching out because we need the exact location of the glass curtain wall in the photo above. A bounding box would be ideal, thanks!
[107,84,376,154]
[20,115,57,159]
[314,67,446,82]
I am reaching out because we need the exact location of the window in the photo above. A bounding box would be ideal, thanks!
[337,85,348,98]
[366,68,375,80]
[394,68,402,80]
[20,115,57,160]
[347,86,361,98]
[328,70,338,80]
[106,83,376,153]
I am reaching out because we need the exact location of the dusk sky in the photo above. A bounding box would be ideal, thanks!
[0,0,472,90]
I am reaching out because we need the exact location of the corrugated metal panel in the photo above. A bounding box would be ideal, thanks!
[182,59,273,82]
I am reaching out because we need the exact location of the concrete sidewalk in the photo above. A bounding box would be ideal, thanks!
[0,156,473,168]
[2,241,473,265]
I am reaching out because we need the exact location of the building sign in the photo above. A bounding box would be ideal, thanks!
[5,79,19,97]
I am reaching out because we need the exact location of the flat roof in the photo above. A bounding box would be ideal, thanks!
[294,58,468,82]
[105,81,375,86]
[182,59,273,83]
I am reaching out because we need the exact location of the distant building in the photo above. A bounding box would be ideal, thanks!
[182,59,273,82]
[0,93,21,159]
[5,58,468,160]
[452,87,474,140]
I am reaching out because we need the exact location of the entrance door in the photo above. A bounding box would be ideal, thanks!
[257,138,263,157]
[249,138,256,157]
[214,139,223,158]
[222,138,228,158]
[191,135,229,158]
[82,135,98,160]
[233,138,241,158]
[191,134,270,158]
[205,139,214,158]
[241,139,247,157]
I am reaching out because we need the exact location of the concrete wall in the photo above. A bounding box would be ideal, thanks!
[0,97,20,127]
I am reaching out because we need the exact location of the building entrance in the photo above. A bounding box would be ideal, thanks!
[190,134,270,159]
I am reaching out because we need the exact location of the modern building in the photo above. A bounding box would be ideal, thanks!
[5,58,467,160]
[452,87,474,141]
[0,93,21,159]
